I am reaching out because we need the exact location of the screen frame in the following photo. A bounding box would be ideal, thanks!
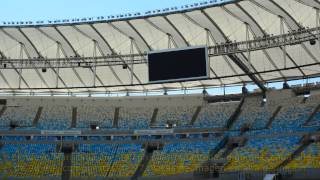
[147,46,209,84]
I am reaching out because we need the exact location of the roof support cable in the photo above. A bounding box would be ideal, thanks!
[205,29,212,79]
[245,23,251,71]
[206,29,210,47]
[316,8,320,50]
[280,16,287,69]
[167,34,172,49]
[18,43,24,89]
[93,40,97,87]
[56,43,60,88]
[55,42,71,94]
[130,38,134,85]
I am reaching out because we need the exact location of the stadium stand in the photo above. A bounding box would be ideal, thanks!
[232,95,273,130]
[195,102,239,128]
[0,144,63,178]
[38,105,72,130]
[145,141,218,176]
[0,89,318,179]
[285,142,320,169]
[77,106,114,129]
[0,106,38,127]
[71,144,143,178]
[224,136,301,171]
[118,107,153,129]
[0,0,320,179]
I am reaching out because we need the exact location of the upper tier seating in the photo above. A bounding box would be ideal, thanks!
[271,97,315,131]
[0,106,38,127]
[233,96,274,130]
[38,105,72,130]
[0,91,318,131]
[118,107,153,129]
[195,102,239,128]
[154,106,196,127]
[306,94,320,126]
[77,106,113,129]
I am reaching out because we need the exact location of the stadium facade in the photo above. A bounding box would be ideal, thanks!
[0,0,320,180]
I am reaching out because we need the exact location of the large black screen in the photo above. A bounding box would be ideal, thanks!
[148,47,208,83]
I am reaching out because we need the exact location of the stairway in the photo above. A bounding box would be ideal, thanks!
[220,147,235,158]
[303,104,320,126]
[209,136,229,159]
[32,107,43,127]
[0,106,7,118]
[61,152,72,180]
[113,107,120,128]
[150,108,159,126]
[265,106,282,129]
[274,142,311,170]
[70,107,77,128]
[225,98,245,129]
[132,149,154,179]
[106,144,120,177]
[189,106,202,125]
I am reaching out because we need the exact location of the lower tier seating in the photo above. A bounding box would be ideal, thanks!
[1,135,320,178]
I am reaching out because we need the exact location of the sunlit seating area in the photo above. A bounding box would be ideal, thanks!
[71,144,143,178]
[224,136,300,171]
[145,141,218,176]
[0,144,63,178]
[285,142,320,169]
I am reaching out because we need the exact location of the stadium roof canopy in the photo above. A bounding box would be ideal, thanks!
[0,0,319,94]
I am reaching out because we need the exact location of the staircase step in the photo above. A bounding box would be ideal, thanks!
[71,107,77,128]
[132,148,154,179]
[0,106,7,118]
[274,142,311,170]
[32,107,43,127]
[265,106,282,129]
[150,108,159,126]
[190,106,202,125]
[225,98,245,129]
[113,107,120,128]
[304,104,320,126]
